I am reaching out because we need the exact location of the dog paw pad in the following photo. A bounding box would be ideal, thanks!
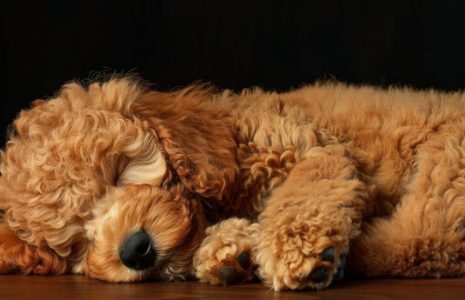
[307,267,329,283]
[332,253,347,283]
[220,251,254,285]
[236,251,251,270]
[219,267,241,284]
[320,247,335,262]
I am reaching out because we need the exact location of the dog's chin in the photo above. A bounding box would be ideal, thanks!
[79,253,195,283]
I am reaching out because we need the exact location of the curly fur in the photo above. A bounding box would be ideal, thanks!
[2,77,465,291]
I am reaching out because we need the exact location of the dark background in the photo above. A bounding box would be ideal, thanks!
[2,0,465,146]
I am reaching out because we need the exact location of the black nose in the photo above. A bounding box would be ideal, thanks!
[119,230,156,271]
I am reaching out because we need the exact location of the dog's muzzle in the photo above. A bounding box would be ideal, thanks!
[119,230,157,271]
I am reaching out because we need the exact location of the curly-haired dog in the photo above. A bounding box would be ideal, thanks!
[1,77,465,291]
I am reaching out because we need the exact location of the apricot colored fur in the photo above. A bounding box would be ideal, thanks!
[1,77,465,291]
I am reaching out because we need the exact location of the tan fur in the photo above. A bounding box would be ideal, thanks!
[1,77,465,291]
[194,218,259,285]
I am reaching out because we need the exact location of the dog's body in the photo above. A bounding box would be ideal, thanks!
[1,78,465,290]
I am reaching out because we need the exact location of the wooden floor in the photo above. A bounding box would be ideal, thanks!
[2,275,465,300]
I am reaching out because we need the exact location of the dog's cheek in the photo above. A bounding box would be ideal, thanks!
[157,199,209,280]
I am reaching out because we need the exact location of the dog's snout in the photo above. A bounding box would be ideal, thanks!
[119,230,156,271]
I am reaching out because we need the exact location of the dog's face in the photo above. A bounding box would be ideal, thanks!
[0,78,238,281]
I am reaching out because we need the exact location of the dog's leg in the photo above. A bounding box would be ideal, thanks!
[348,132,465,279]
[255,144,369,291]
[193,218,259,285]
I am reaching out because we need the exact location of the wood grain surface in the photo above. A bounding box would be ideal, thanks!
[1,275,465,300]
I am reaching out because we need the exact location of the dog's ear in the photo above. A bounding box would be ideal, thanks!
[133,87,238,201]
[0,223,67,275]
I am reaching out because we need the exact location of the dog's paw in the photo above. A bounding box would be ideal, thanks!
[255,213,351,291]
[258,242,348,291]
[193,218,259,285]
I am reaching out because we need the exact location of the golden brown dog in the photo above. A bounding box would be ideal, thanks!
[1,77,465,291]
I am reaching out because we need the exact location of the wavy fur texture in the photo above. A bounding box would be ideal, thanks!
[1,77,465,291]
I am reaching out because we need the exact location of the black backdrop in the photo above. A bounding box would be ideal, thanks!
[2,0,465,146]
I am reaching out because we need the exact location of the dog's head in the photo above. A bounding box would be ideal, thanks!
[0,77,238,281]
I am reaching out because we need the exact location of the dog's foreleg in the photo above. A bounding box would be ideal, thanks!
[254,144,369,291]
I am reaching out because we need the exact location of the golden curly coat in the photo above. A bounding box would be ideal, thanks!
[1,77,465,291]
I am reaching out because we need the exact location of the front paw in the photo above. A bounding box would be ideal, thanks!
[259,243,348,291]
[193,218,259,285]
[255,218,350,291]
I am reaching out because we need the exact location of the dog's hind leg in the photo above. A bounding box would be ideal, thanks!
[348,129,465,279]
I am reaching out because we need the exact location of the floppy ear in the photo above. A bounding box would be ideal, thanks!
[0,222,67,275]
[133,87,238,201]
